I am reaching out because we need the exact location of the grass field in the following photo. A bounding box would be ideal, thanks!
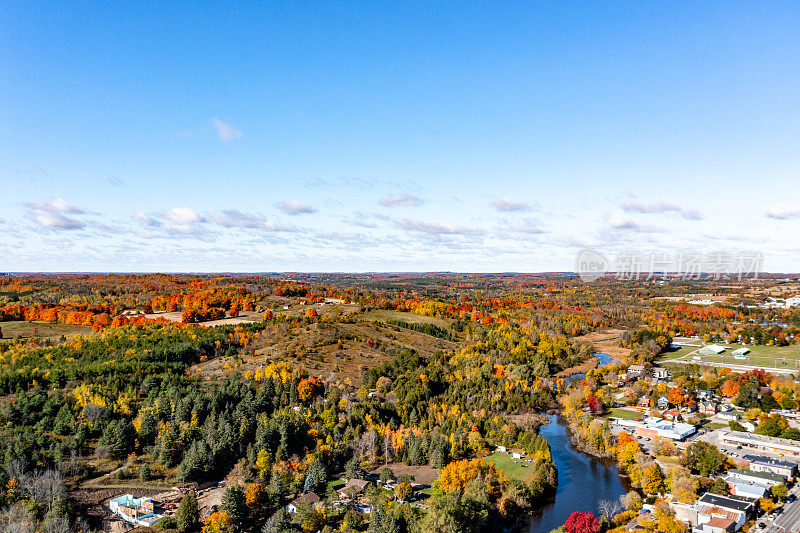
[485,452,531,481]
[659,343,800,370]
[0,320,92,341]
[360,309,453,328]
[606,408,644,421]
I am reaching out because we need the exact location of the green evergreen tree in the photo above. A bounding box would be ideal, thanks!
[222,485,247,529]
[176,491,199,531]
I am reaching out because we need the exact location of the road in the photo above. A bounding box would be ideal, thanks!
[761,485,800,533]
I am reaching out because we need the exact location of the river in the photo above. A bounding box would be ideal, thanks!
[526,415,628,532]
[526,353,627,532]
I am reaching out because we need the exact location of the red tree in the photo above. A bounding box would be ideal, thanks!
[587,393,603,415]
[565,511,600,533]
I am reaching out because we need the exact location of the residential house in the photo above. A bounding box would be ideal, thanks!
[638,395,652,408]
[338,479,370,499]
[287,492,320,513]
[717,412,740,422]
[653,367,670,380]
[657,395,670,410]
[627,365,644,378]
[697,390,714,401]
[699,401,717,415]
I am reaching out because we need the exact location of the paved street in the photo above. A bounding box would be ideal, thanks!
[761,486,800,533]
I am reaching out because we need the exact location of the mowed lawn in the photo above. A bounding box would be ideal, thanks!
[485,452,531,481]
[360,309,452,328]
[660,343,800,369]
[0,320,92,341]
[606,408,644,421]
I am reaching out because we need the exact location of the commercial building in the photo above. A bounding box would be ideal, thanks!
[720,430,800,458]
[724,468,785,487]
[744,455,798,478]
[673,493,756,533]
[611,416,696,440]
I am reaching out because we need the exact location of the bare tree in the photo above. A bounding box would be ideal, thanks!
[0,503,35,533]
[598,499,622,520]
[383,432,395,465]
[22,469,65,512]
[43,515,70,533]
[5,457,26,481]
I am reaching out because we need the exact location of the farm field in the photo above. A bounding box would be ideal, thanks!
[360,309,454,328]
[0,320,92,341]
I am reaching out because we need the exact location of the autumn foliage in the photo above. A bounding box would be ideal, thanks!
[438,458,501,494]
[202,511,233,533]
[565,511,600,533]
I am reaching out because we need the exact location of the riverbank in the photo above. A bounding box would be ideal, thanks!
[527,415,629,533]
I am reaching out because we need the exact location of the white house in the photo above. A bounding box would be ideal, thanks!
[657,396,670,410]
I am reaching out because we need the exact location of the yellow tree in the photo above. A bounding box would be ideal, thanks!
[202,511,233,533]
[643,465,664,495]
[245,482,264,513]
[396,481,413,502]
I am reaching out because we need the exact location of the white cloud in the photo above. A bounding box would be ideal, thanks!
[620,200,701,220]
[605,213,662,234]
[607,214,640,230]
[277,199,316,215]
[380,194,424,207]
[212,209,296,232]
[164,207,202,225]
[212,118,243,140]
[26,198,84,213]
[491,198,531,212]
[29,210,85,230]
[507,218,545,235]
[133,211,160,226]
[397,218,485,235]
[766,203,800,220]
[25,198,87,230]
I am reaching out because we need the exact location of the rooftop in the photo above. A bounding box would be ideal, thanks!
[697,493,756,512]
[706,517,735,529]
[744,454,799,469]
[727,469,785,483]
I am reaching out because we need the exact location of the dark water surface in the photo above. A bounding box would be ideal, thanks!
[526,415,628,531]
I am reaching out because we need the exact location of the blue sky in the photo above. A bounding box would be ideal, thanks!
[2,2,799,272]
